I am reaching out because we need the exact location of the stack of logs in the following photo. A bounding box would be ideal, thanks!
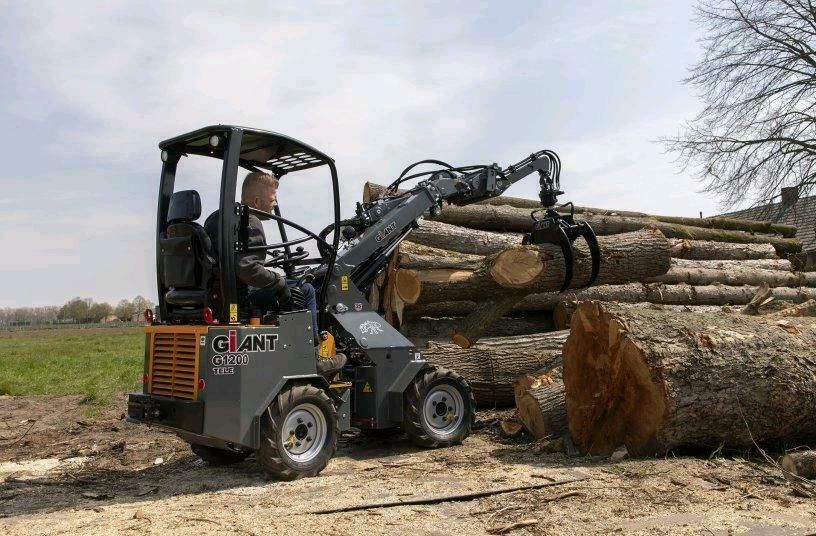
[365,182,816,455]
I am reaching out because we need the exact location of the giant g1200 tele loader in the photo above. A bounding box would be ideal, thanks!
[127,125,599,479]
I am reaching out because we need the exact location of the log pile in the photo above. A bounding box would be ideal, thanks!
[364,182,812,431]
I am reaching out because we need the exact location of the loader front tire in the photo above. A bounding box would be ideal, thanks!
[403,367,475,448]
[256,384,337,480]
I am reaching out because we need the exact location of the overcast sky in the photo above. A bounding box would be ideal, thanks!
[0,1,717,308]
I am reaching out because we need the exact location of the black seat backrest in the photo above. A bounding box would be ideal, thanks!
[160,191,217,316]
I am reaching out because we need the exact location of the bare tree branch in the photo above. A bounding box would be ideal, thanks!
[665,0,816,208]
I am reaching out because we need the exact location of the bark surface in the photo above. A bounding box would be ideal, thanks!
[407,284,816,317]
[670,258,793,272]
[514,371,568,440]
[422,331,568,407]
[401,314,553,345]
[364,182,797,237]
[411,228,671,305]
[646,265,816,287]
[552,302,743,331]
[668,239,779,260]
[563,302,816,455]
[426,204,801,254]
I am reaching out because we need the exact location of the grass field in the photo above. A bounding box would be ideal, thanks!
[0,327,144,406]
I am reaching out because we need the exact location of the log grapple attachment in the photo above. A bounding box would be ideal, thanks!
[523,206,601,291]
[521,152,601,291]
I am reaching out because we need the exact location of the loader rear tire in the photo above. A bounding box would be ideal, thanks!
[190,444,249,466]
[256,384,337,480]
[403,367,475,448]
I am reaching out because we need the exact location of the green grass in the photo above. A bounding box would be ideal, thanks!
[0,328,145,407]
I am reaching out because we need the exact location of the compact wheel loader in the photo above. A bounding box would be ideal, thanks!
[127,125,598,480]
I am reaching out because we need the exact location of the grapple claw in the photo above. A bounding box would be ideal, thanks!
[580,222,601,287]
[523,208,602,292]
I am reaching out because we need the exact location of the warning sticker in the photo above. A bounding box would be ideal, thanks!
[229,303,238,323]
[362,382,373,393]
[341,275,349,291]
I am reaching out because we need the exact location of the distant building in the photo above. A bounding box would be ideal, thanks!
[719,186,816,268]
[100,314,120,324]
[131,310,147,322]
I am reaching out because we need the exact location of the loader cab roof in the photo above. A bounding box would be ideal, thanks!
[158,125,334,176]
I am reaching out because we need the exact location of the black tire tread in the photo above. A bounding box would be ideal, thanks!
[256,384,337,480]
[403,367,475,448]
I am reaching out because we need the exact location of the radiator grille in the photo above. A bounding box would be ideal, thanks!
[148,332,200,400]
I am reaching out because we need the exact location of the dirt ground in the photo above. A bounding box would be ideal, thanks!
[1,395,815,535]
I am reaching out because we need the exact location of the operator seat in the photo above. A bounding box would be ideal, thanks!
[160,190,217,322]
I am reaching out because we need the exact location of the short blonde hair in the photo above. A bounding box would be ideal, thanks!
[241,172,279,204]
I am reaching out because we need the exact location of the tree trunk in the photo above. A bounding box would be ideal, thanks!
[400,244,792,274]
[401,313,553,345]
[671,258,793,272]
[409,220,519,256]
[668,239,779,260]
[646,265,816,287]
[427,204,801,255]
[781,451,816,479]
[410,228,671,305]
[398,242,484,270]
[563,302,816,455]
[408,220,793,261]
[407,284,816,318]
[552,302,743,330]
[451,294,528,349]
[514,371,568,440]
[422,331,568,407]
[364,182,797,237]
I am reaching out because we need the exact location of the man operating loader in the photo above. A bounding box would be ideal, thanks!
[204,172,345,376]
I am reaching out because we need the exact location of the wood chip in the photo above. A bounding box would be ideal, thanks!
[487,518,539,534]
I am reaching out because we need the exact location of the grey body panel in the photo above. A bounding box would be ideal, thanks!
[200,310,318,448]
[326,277,427,428]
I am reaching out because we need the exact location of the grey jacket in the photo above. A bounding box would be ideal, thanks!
[204,211,286,291]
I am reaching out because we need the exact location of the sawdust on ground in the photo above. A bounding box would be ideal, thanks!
[1,395,814,535]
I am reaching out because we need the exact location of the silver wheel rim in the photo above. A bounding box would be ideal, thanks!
[422,384,464,436]
[281,403,327,463]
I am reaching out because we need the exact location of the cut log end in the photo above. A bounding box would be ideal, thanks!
[489,247,545,287]
[451,331,473,349]
[394,269,422,305]
[781,451,816,479]
[563,302,667,455]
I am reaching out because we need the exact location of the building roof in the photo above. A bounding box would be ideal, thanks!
[720,194,816,252]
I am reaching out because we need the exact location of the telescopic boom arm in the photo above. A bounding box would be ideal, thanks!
[328,150,599,293]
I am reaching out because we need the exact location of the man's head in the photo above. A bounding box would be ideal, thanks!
[241,172,279,213]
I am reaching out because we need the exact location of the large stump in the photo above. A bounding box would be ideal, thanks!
[422,331,568,407]
[563,301,816,456]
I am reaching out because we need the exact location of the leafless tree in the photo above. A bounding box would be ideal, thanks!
[666,0,816,208]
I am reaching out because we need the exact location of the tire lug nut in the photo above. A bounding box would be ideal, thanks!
[296,441,302,447]
[307,436,312,442]
[442,397,447,402]
[297,418,303,424]
[307,422,313,428]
